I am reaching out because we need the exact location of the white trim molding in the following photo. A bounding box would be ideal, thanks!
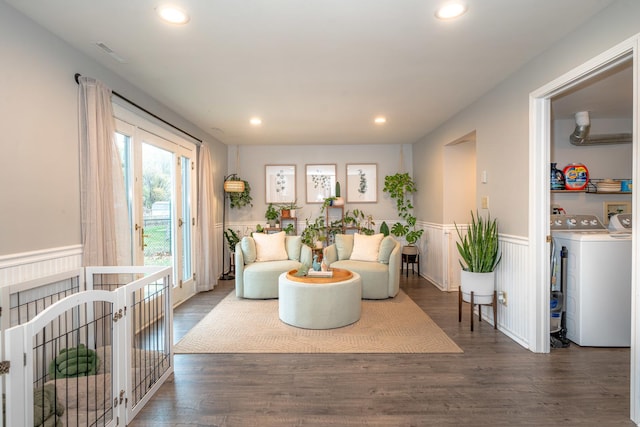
[0,245,83,286]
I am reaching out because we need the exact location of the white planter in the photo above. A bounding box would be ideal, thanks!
[460,270,495,305]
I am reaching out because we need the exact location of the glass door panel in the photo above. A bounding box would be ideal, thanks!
[115,130,134,264]
[180,155,193,283]
[141,142,175,269]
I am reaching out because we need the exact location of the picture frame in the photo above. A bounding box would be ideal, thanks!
[305,164,336,203]
[603,201,631,224]
[265,164,296,203]
[346,163,377,203]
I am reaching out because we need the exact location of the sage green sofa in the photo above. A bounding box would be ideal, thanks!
[324,234,401,299]
[235,232,312,299]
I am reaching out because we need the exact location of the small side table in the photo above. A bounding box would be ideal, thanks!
[401,247,420,278]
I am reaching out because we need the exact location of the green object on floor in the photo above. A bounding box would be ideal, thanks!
[48,344,99,378]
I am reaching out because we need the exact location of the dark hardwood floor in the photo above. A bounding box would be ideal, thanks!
[129,274,633,426]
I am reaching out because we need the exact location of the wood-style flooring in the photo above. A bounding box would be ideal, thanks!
[129,274,634,426]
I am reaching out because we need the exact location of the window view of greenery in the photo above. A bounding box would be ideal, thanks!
[143,143,174,267]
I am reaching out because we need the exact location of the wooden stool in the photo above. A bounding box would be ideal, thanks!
[458,290,497,331]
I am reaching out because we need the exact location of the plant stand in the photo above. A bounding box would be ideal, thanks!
[458,290,497,332]
[401,246,420,277]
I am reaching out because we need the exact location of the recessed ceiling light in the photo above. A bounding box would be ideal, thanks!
[374,117,387,124]
[156,6,190,24]
[435,2,467,20]
[250,117,262,126]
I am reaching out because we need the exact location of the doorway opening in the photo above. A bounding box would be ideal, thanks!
[443,131,476,292]
[529,36,637,421]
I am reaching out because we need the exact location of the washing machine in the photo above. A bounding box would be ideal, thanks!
[551,214,631,347]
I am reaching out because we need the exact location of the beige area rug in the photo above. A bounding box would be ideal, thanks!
[174,290,462,354]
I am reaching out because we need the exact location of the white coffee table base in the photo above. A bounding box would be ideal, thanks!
[278,271,362,329]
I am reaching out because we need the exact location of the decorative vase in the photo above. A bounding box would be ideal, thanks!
[333,197,344,207]
[460,270,495,305]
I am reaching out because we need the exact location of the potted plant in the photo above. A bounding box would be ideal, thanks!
[455,210,502,305]
[279,199,302,219]
[383,172,424,251]
[265,203,279,227]
[320,196,337,213]
[283,223,295,235]
[226,174,253,209]
[224,228,241,254]
[344,209,375,235]
[301,216,326,248]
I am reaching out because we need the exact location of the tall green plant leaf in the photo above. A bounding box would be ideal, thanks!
[455,210,501,273]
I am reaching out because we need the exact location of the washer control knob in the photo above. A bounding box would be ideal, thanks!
[567,218,577,226]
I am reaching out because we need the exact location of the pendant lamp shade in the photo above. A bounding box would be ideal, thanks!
[224,180,245,193]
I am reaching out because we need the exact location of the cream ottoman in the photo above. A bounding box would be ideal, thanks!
[278,269,362,329]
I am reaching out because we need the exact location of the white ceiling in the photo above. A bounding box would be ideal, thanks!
[6,0,620,145]
[552,59,633,120]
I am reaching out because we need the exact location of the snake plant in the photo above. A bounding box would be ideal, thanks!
[455,211,501,273]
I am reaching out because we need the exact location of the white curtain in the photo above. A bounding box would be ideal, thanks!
[78,77,131,266]
[196,143,218,291]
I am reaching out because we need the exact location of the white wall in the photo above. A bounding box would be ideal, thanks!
[443,139,476,223]
[0,2,227,257]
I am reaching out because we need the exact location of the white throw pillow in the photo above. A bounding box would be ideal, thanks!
[252,231,288,262]
[350,233,384,262]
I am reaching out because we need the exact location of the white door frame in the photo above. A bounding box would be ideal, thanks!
[529,34,638,422]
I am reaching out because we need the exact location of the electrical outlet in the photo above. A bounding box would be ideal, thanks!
[481,196,489,209]
[498,291,507,305]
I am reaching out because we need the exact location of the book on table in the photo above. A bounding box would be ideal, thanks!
[307,270,333,278]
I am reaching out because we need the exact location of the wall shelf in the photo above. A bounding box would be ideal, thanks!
[552,179,631,194]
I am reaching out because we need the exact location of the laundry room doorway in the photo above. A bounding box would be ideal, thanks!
[529,34,639,421]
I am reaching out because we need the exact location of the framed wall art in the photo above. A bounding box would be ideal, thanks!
[305,164,336,203]
[603,201,631,224]
[346,163,377,203]
[265,164,296,203]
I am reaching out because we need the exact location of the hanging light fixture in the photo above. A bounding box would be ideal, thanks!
[224,179,245,193]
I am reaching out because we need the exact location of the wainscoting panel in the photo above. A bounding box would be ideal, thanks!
[418,221,530,348]
[493,235,530,347]
[0,245,83,287]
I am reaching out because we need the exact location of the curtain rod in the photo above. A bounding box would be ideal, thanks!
[74,73,203,144]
